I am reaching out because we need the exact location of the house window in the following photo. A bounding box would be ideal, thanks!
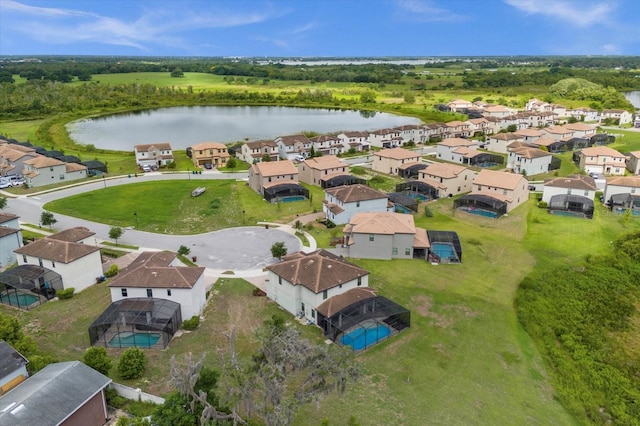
[392,247,398,255]
[51,260,55,268]
[478,185,482,191]
[22,255,27,263]
[357,277,362,286]
[278,276,282,285]
[584,190,589,196]
[311,309,315,319]
[632,188,636,194]
[405,248,411,256]
[503,189,507,196]
[38,258,43,267]
[167,289,172,296]
[322,290,328,300]
[301,302,305,313]
[339,284,342,289]
[121,289,128,297]
[567,189,572,195]
[146,289,153,298]
[369,234,375,242]
[356,201,360,208]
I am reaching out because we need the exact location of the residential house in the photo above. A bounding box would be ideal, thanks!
[0,341,28,395]
[529,136,568,153]
[190,142,230,168]
[394,124,424,144]
[525,98,550,112]
[466,118,492,136]
[0,144,38,177]
[239,139,279,163]
[21,155,88,188]
[248,160,300,196]
[603,176,640,207]
[337,131,370,152]
[514,128,545,143]
[14,227,102,293]
[485,133,522,154]
[436,138,478,160]
[343,212,429,260]
[265,249,369,324]
[310,134,344,156]
[482,105,514,118]
[626,151,640,174]
[418,162,476,198]
[564,123,597,138]
[424,123,448,142]
[542,174,597,206]
[443,121,471,138]
[568,107,599,122]
[133,143,174,167]
[551,104,567,117]
[275,134,312,160]
[447,99,473,112]
[108,251,207,320]
[0,213,22,270]
[507,143,557,176]
[543,125,574,140]
[372,147,422,176]
[601,109,633,125]
[323,184,391,225]
[298,155,350,187]
[0,361,111,426]
[577,146,626,176]
[465,169,530,213]
[368,128,402,148]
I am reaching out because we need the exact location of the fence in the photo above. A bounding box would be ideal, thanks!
[109,382,165,405]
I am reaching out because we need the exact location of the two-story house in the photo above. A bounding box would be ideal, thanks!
[298,155,350,187]
[577,146,626,176]
[372,148,422,176]
[248,160,301,197]
[310,134,344,156]
[323,184,391,225]
[134,143,174,168]
[190,142,230,168]
[239,139,280,164]
[369,128,402,149]
[485,133,522,154]
[0,213,22,270]
[436,138,478,161]
[455,169,529,216]
[275,134,313,160]
[22,155,87,188]
[507,143,557,176]
[626,151,640,175]
[418,162,475,198]
[337,131,370,152]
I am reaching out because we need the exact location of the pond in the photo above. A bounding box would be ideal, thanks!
[623,91,640,109]
[67,106,422,151]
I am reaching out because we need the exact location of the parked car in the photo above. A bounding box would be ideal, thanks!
[0,178,11,189]
[203,163,213,170]
[150,164,159,171]
[11,178,25,187]
[142,165,151,172]
[294,155,305,163]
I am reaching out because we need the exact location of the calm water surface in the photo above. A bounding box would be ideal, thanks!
[623,91,640,109]
[67,106,422,151]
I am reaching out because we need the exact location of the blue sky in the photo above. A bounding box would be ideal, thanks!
[1,0,639,57]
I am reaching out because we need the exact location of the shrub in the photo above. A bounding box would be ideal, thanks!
[104,264,118,278]
[117,348,147,380]
[467,238,482,246]
[56,288,75,300]
[424,205,433,217]
[83,347,112,376]
[182,316,200,330]
[105,387,127,408]
[537,201,548,209]
[325,219,336,229]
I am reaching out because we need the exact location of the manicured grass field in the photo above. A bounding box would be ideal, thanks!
[44,179,326,233]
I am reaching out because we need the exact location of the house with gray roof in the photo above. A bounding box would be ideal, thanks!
[0,361,111,426]
[323,184,392,225]
[0,341,28,396]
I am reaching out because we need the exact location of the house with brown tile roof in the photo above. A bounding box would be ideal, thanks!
[485,133,522,154]
[394,124,425,144]
[309,134,344,156]
[577,146,626,176]
[298,155,350,187]
[0,213,22,271]
[603,176,640,208]
[372,147,422,176]
[443,121,471,138]
[239,139,280,164]
[542,174,597,206]
[248,160,306,200]
[265,249,370,324]
[0,145,38,177]
[21,154,88,188]
[482,105,515,118]
[446,99,473,112]
[436,138,478,160]
[514,128,545,142]
[454,170,529,216]
[466,118,491,136]
[134,142,174,167]
[275,134,313,160]
[108,251,207,320]
[601,109,633,125]
[418,162,476,197]
[368,128,403,148]
[323,184,391,225]
[46,226,95,244]
[564,123,597,138]
[626,151,640,175]
[337,131,370,152]
[343,212,427,260]
[507,144,556,176]
[190,142,230,168]
[14,228,102,293]
[542,125,574,140]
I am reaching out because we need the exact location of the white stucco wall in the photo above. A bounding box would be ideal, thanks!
[17,251,102,293]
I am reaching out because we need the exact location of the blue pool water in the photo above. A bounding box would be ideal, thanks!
[108,332,161,348]
[461,207,498,218]
[550,210,585,218]
[340,324,391,351]
[614,207,640,216]
[431,243,456,260]
[407,192,429,201]
[0,293,39,307]
[279,195,306,203]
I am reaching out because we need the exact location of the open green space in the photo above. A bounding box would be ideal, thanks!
[44,179,325,233]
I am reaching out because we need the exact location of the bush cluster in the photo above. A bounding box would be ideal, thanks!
[182,316,200,330]
[56,288,75,299]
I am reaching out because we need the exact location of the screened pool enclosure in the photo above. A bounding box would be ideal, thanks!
[0,265,62,310]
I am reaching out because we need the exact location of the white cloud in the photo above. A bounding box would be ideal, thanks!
[394,0,467,22]
[504,0,614,27]
[292,22,318,35]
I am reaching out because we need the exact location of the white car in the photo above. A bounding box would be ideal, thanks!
[0,179,11,189]
[142,165,151,172]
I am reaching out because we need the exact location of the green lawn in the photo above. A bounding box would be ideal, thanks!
[44,179,325,233]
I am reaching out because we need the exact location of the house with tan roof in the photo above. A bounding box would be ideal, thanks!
[394,124,425,144]
[418,162,476,198]
[134,142,174,168]
[543,125,574,140]
[454,170,529,217]
[369,128,402,148]
[14,228,102,293]
[466,118,492,136]
[436,138,478,160]
[601,109,633,125]
[576,146,626,176]
[626,151,640,174]
[372,147,422,176]
[275,134,313,160]
[567,107,599,122]
[542,175,597,219]
[514,128,545,142]
[443,121,471,139]
[564,123,597,138]
[507,143,558,176]
[108,251,207,320]
[482,105,515,118]
[21,155,87,188]
[337,131,370,152]
[343,212,429,260]
[485,133,522,154]
[190,142,230,168]
[323,184,391,225]
[298,155,350,187]
[248,160,307,201]
[310,134,344,156]
[238,139,280,164]
[424,123,448,142]
[604,176,640,210]
[0,213,22,271]
[0,145,38,177]
[447,99,473,112]
[265,249,370,324]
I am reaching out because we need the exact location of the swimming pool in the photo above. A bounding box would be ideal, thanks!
[279,195,306,203]
[407,192,429,201]
[460,207,499,218]
[431,243,457,261]
[108,332,161,348]
[614,207,640,216]
[550,210,586,218]
[0,292,40,308]
[340,324,391,351]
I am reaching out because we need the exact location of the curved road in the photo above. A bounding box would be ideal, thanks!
[4,170,301,275]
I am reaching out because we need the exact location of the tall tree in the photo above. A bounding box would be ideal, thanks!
[109,226,124,245]
[40,211,56,229]
[270,242,287,260]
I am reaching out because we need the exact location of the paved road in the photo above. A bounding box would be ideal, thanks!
[4,170,302,274]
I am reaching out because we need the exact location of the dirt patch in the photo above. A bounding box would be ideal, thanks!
[411,294,433,317]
